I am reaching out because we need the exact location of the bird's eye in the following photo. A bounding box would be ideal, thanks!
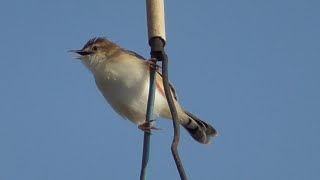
[92,46,98,51]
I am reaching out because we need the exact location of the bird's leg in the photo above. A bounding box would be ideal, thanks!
[138,120,162,134]
[141,58,161,134]
[147,58,160,71]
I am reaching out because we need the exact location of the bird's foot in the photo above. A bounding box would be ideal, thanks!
[147,58,160,71]
[138,120,162,134]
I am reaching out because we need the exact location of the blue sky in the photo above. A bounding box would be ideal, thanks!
[0,0,319,179]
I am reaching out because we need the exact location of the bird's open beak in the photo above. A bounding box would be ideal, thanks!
[68,50,92,56]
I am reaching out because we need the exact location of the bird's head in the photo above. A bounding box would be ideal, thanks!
[69,37,120,63]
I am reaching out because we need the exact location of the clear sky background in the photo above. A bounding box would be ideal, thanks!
[0,0,319,180]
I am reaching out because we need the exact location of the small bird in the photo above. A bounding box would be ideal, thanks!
[69,37,217,144]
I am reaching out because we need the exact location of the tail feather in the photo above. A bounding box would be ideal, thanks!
[182,111,217,144]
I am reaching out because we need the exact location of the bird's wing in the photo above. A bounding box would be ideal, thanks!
[124,50,146,60]
[155,70,178,101]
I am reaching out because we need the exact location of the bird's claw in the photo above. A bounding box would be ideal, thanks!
[147,58,160,70]
[138,120,162,134]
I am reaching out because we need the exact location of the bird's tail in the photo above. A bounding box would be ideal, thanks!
[181,111,218,144]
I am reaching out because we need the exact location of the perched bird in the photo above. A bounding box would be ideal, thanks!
[69,37,217,144]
